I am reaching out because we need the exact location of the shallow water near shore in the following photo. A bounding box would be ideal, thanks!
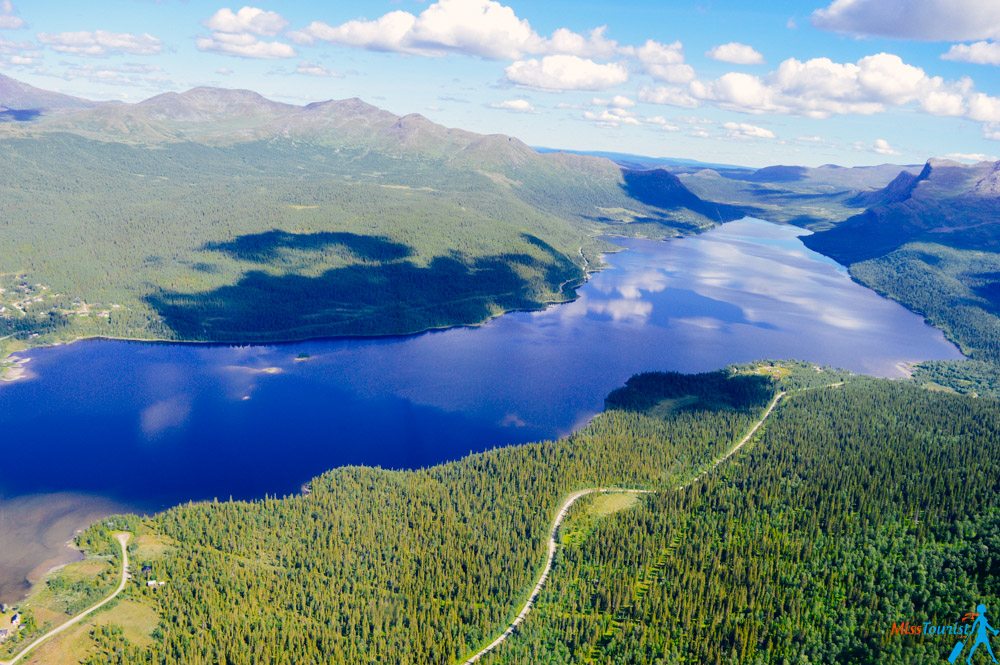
[0,218,962,602]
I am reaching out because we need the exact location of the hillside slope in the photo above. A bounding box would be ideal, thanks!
[0,75,743,361]
[55,367,1000,665]
[801,159,1000,385]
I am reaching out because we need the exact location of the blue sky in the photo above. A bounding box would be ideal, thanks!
[2,0,1000,166]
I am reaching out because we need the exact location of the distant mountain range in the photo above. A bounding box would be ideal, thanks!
[534,147,750,172]
[804,157,1000,263]
[0,73,96,113]
[0,72,754,357]
[3,72,996,379]
[0,72,762,232]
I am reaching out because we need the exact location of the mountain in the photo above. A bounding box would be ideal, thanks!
[802,158,1000,373]
[678,162,923,228]
[621,168,754,223]
[803,158,1000,264]
[0,73,96,116]
[534,147,749,172]
[844,165,926,208]
[973,160,1000,195]
[0,73,740,360]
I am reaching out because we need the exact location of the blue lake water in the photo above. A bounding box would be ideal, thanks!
[0,219,962,512]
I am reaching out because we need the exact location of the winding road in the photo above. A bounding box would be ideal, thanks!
[0,533,130,665]
[462,390,788,664]
[463,488,650,664]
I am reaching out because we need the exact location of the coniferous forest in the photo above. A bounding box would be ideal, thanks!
[62,367,998,665]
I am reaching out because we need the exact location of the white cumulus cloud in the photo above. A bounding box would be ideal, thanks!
[942,151,998,162]
[0,0,23,30]
[290,0,620,61]
[197,32,294,59]
[505,55,627,91]
[706,42,764,65]
[724,121,776,139]
[968,92,1000,122]
[943,41,1000,65]
[872,138,899,155]
[296,61,339,77]
[490,98,535,113]
[38,30,162,56]
[591,95,634,108]
[645,115,680,131]
[687,53,970,119]
[198,6,295,59]
[634,39,694,83]
[205,7,288,36]
[584,107,640,127]
[812,0,1000,41]
[638,85,699,108]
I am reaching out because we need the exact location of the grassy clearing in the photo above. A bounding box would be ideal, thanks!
[561,492,643,547]
[0,552,116,660]
[133,534,175,562]
[20,599,159,665]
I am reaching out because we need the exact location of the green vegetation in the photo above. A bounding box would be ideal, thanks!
[56,364,996,665]
[798,159,1000,396]
[851,244,1000,364]
[490,379,999,664]
[69,368,773,664]
[0,546,121,662]
[0,135,596,356]
[677,163,920,229]
[0,82,751,363]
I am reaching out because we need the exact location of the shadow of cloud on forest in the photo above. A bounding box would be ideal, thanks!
[0,108,42,122]
[203,230,414,264]
[604,370,775,417]
[147,233,582,341]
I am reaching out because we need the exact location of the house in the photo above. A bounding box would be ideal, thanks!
[0,628,9,642]
[10,613,20,627]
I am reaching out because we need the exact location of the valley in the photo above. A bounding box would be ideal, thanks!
[0,68,997,665]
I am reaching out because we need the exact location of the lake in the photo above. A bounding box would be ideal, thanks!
[0,218,962,601]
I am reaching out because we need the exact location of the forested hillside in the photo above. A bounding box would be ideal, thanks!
[40,366,996,665]
[491,379,999,664]
[0,78,750,365]
[800,159,1000,394]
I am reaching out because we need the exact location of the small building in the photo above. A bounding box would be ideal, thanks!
[10,613,20,627]
[141,565,153,576]
[0,628,9,642]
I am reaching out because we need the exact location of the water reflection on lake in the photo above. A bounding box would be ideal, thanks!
[0,219,961,511]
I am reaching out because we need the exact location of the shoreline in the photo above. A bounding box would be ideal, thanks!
[0,243,613,380]
[0,493,136,606]
[0,357,31,383]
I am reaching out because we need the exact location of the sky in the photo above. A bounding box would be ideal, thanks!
[2,0,1000,167]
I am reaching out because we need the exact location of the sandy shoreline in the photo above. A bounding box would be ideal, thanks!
[0,356,31,383]
[0,493,135,605]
